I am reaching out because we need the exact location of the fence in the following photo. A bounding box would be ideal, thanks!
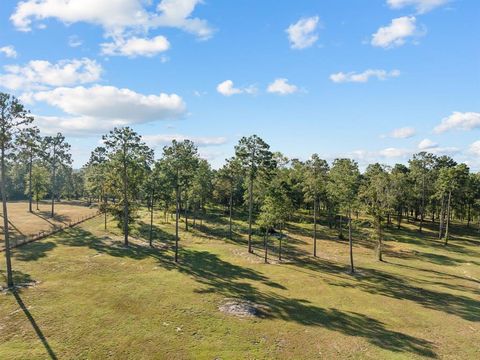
[0,211,101,252]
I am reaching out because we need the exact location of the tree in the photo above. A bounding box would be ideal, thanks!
[303,154,329,257]
[390,164,411,229]
[359,163,393,262]
[0,93,33,288]
[189,158,213,228]
[43,133,72,218]
[328,159,360,272]
[103,127,153,246]
[216,157,242,238]
[16,126,41,212]
[409,152,436,232]
[162,140,199,262]
[258,185,292,263]
[85,146,109,230]
[235,135,275,253]
[27,163,49,210]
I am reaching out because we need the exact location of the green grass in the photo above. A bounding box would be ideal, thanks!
[1,208,479,359]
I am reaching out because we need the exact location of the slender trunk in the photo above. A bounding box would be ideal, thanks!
[349,208,354,274]
[36,195,39,210]
[279,226,283,261]
[397,208,402,230]
[444,191,452,246]
[175,178,180,263]
[149,189,154,247]
[439,195,445,239]
[419,173,425,232]
[28,153,33,213]
[313,197,317,257]
[467,204,471,228]
[247,174,254,253]
[1,145,14,287]
[184,190,189,231]
[193,204,196,228]
[376,216,383,261]
[229,187,233,239]
[51,162,56,218]
[104,195,107,231]
[122,159,129,247]
[339,215,343,238]
[264,229,268,264]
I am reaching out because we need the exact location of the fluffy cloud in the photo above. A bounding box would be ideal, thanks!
[381,126,416,139]
[434,112,480,133]
[143,134,227,148]
[330,69,400,83]
[387,0,449,13]
[267,78,299,95]
[371,16,419,48]
[216,80,256,96]
[418,138,438,150]
[101,35,170,57]
[26,85,185,121]
[379,147,411,158]
[469,141,480,156]
[0,58,101,91]
[0,45,18,58]
[286,16,319,49]
[11,0,213,39]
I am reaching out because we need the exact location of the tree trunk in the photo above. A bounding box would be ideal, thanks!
[397,209,402,230]
[229,188,233,239]
[439,195,445,239]
[149,189,154,247]
[184,190,189,231]
[28,153,33,213]
[420,173,425,232]
[1,145,14,288]
[313,197,317,257]
[376,216,383,261]
[175,179,180,263]
[122,159,129,247]
[264,229,268,264]
[467,204,471,228]
[444,191,452,246]
[51,162,56,218]
[349,208,354,274]
[247,174,254,253]
[279,227,283,261]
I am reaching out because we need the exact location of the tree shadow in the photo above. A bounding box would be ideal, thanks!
[13,241,57,261]
[134,221,176,244]
[327,267,480,322]
[11,290,58,359]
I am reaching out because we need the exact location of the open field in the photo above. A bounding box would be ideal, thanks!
[1,209,479,359]
[0,201,99,248]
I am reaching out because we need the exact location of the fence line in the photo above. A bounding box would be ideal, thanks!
[0,211,101,252]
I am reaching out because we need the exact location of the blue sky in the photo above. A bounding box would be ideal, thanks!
[0,0,479,170]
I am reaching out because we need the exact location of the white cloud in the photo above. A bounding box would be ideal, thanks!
[418,138,438,150]
[101,35,170,57]
[0,58,101,91]
[144,134,227,148]
[216,80,256,96]
[330,69,400,83]
[26,85,185,121]
[469,141,480,156]
[11,0,213,39]
[391,127,416,139]
[387,0,449,14]
[286,16,320,49]
[434,112,480,133]
[371,16,419,48]
[0,45,18,58]
[379,147,411,158]
[68,35,83,48]
[267,78,299,95]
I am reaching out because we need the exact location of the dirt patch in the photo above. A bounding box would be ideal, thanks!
[219,298,264,318]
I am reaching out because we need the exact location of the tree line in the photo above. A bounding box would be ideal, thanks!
[1,93,480,289]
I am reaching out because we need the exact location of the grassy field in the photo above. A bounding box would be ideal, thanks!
[0,207,479,359]
[0,201,98,248]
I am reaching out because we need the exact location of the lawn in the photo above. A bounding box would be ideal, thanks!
[0,200,98,248]
[0,208,479,359]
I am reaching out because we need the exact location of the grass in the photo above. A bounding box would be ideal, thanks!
[0,200,98,247]
[0,207,479,359]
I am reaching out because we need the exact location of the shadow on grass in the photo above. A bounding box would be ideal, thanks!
[134,221,176,244]
[13,241,57,262]
[328,266,480,322]
[51,227,437,357]
[12,290,57,359]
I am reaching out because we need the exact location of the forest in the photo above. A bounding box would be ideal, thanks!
[1,93,479,289]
